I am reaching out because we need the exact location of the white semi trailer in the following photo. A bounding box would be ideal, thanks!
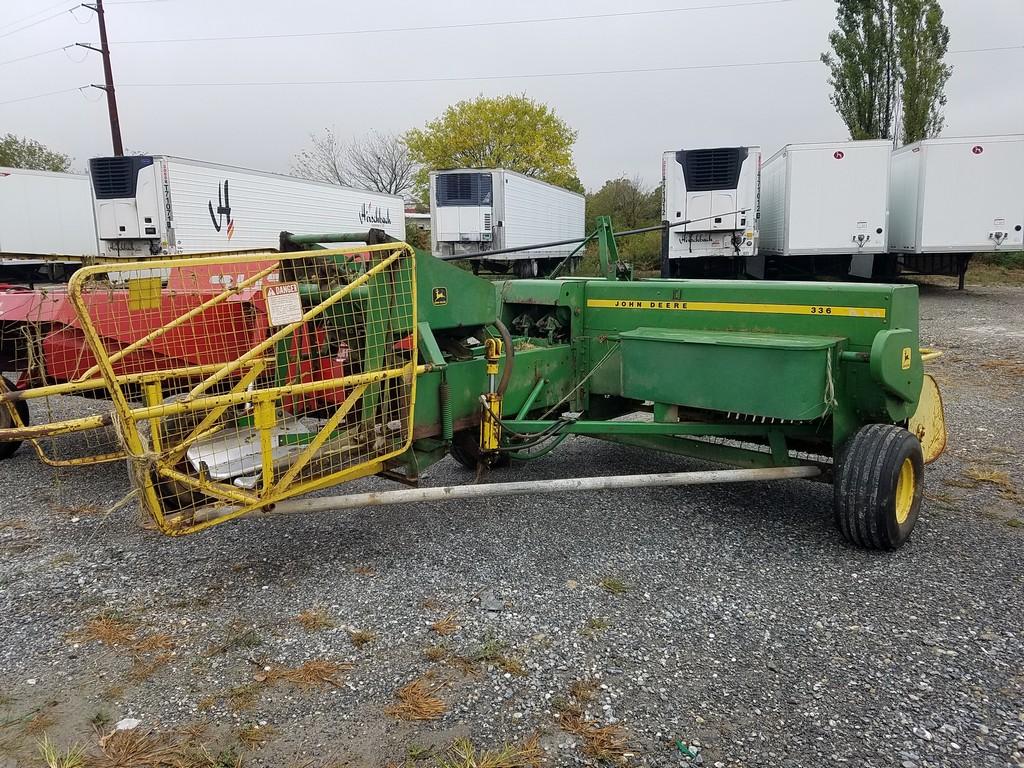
[889,135,1024,288]
[757,140,891,279]
[661,146,761,278]
[89,155,405,260]
[0,167,98,278]
[429,168,585,277]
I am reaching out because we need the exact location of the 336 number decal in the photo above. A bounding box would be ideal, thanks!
[809,306,833,315]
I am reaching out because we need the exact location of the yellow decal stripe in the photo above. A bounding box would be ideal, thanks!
[585,298,886,319]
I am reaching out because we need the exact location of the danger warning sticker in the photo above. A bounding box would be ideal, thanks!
[265,282,303,327]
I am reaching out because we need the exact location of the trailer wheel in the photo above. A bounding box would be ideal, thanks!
[0,376,30,460]
[513,259,539,279]
[834,424,923,550]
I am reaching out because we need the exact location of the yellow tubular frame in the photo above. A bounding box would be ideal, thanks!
[66,242,420,535]
[0,250,280,467]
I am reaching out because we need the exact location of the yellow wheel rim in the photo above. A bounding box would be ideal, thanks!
[895,457,916,525]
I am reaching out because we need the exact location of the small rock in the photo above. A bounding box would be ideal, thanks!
[480,593,504,612]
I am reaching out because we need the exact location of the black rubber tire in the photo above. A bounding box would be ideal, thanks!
[834,423,924,550]
[0,376,30,460]
[513,259,539,279]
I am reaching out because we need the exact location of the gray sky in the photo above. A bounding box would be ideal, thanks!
[1,0,1021,191]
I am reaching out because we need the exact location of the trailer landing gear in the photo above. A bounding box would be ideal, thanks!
[834,424,924,550]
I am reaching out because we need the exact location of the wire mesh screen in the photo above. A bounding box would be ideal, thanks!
[65,242,417,534]
[0,283,125,466]
[0,250,283,468]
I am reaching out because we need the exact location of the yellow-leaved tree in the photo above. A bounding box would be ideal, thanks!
[404,94,582,202]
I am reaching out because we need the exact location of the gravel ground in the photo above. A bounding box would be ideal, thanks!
[1,279,1022,768]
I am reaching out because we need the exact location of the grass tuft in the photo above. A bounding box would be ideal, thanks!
[24,709,58,736]
[54,504,104,517]
[568,679,598,703]
[980,359,1024,377]
[599,578,629,596]
[964,465,1014,489]
[434,734,544,768]
[70,612,138,647]
[431,613,460,636]
[128,651,174,682]
[582,617,610,635]
[133,633,176,653]
[557,678,632,763]
[89,710,113,733]
[558,712,631,763]
[423,645,448,662]
[226,683,263,712]
[265,660,351,690]
[384,676,446,721]
[237,723,276,749]
[88,729,180,767]
[295,609,335,632]
[37,735,86,768]
[471,639,526,677]
[348,629,377,648]
[204,621,262,657]
[352,565,377,576]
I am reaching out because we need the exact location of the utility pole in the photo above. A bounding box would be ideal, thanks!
[79,0,124,156]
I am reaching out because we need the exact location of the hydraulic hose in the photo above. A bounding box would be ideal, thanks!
[494,317,514,397]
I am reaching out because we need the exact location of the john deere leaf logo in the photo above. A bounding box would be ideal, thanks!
[432,287,448,306]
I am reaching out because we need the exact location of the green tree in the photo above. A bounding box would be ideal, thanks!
[821,0,899,140]
[404,94,581,200]
[0,134,71,172]
[584,176,663,270]
[585,175,661,231]
[821,0,951,144]
[896,0,951,143]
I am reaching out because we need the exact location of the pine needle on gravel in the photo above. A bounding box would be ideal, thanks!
[264,660,351,690]
[384,676,446,721]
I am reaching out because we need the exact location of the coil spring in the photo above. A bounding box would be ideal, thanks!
[439,380,453,441]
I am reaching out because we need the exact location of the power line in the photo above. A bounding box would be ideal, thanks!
[116,57,825,88]
[0,45,71,67]
[1,42,1018,108]
[0,6,74,39]
[109,44,1024,89]
[111,0,794,45]
[952,44,1024,54]
[0,86,85,107]
[0,0,74,32]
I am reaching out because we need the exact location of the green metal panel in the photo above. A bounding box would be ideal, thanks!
[619,328,840,421]
[869,328,922,403]
[410,344,573,439]
[415,250,498,332]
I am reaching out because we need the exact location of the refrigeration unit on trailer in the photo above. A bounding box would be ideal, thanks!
[889,135,1024,289]
[89,155,405,260]
[429,168,585,277]
[757,140,891,279]
[0,167,98,277]
[660,146,761,278]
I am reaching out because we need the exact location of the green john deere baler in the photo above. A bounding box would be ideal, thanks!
[55,219,944,549]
